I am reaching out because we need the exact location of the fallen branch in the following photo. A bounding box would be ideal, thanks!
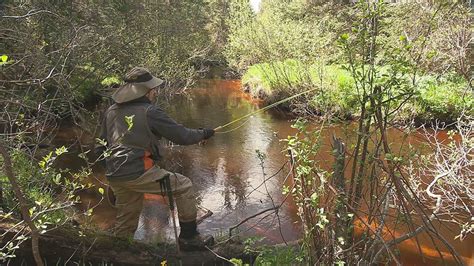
[228,206,280,237]
[205,246,237,265]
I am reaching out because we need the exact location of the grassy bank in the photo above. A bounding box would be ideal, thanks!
[242,59,472,124]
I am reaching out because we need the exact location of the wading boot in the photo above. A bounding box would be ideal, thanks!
[178,220,214,251]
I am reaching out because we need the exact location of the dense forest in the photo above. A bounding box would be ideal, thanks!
[1,0,472,265]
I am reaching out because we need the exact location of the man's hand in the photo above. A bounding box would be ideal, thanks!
[202,128,215,140]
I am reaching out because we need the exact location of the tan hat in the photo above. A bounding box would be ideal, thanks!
[112,67,164,103]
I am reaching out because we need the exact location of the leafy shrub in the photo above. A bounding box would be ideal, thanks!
[0,148,87,225]
[242,236,305,266]
[414,75,472,123]
[225,1,347,72]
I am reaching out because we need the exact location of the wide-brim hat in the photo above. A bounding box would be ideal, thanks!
[112,67,164,103]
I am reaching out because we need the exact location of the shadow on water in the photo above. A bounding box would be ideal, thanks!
[55,79,472,265]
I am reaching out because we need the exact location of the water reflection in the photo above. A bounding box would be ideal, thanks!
[159,80,300,243]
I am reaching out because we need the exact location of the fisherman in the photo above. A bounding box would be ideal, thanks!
[97,67,215,250]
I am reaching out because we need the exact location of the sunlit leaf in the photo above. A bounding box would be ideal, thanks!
[55,146,68,156]
[96,138,107,146]
[125,115,135,130]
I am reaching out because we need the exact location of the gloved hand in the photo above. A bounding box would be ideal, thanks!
[202,128,215,139]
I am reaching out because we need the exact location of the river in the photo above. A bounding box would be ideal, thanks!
[55,79,472,265]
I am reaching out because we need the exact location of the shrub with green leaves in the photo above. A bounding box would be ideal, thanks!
[414,75,472,123]
[225,0,347,72]
[0,147,87,222]
[0,147,92,261]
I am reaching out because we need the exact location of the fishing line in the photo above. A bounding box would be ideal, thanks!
[214,87,318,133]
[214,117,253,134]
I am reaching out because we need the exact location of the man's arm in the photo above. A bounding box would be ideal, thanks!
[147,106,210,145]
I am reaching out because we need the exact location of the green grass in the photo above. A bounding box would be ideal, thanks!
[242,59,472,123]
[414,76,473,122]
[242,60,358,115]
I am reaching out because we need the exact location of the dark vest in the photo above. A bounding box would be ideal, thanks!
[104,102,157,181]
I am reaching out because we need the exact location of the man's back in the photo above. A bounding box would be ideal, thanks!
[103,99,155,181]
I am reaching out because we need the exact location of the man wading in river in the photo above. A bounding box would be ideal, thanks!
[97,67,215,250]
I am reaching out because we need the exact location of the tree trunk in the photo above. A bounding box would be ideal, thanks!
[332,136,350,252]
[0,182,4,212]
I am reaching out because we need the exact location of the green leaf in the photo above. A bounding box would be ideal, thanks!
[340,33,349,41]
[125,115,135,131]
[53,173,61,184]
[1,55,8,62]
[101,76,121,86]
[29,207,36,216]
[78,151,90,160]
[229,258,243,266]
[337,237,345,245]
[55,146,68,156]
[310,192,318,203]
[15,235,27,241]
[96,138,107,146]
[98,187,104,195]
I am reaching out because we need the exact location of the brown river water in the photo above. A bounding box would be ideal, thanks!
[54,80,472,265]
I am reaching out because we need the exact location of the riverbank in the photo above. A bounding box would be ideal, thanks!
[241,60,473,125]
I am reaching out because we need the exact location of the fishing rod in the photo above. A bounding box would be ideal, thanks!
[214,87,318,133]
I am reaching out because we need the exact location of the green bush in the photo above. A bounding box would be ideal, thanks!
[254,246,304,266]
[225,1,347,72]
[1,0,215,114]
[0,148,87,226]
[225,1,471,81]
[414,75,472,122]
[242,237,305,266]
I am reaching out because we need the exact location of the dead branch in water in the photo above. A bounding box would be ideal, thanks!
[228,206,280,237]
